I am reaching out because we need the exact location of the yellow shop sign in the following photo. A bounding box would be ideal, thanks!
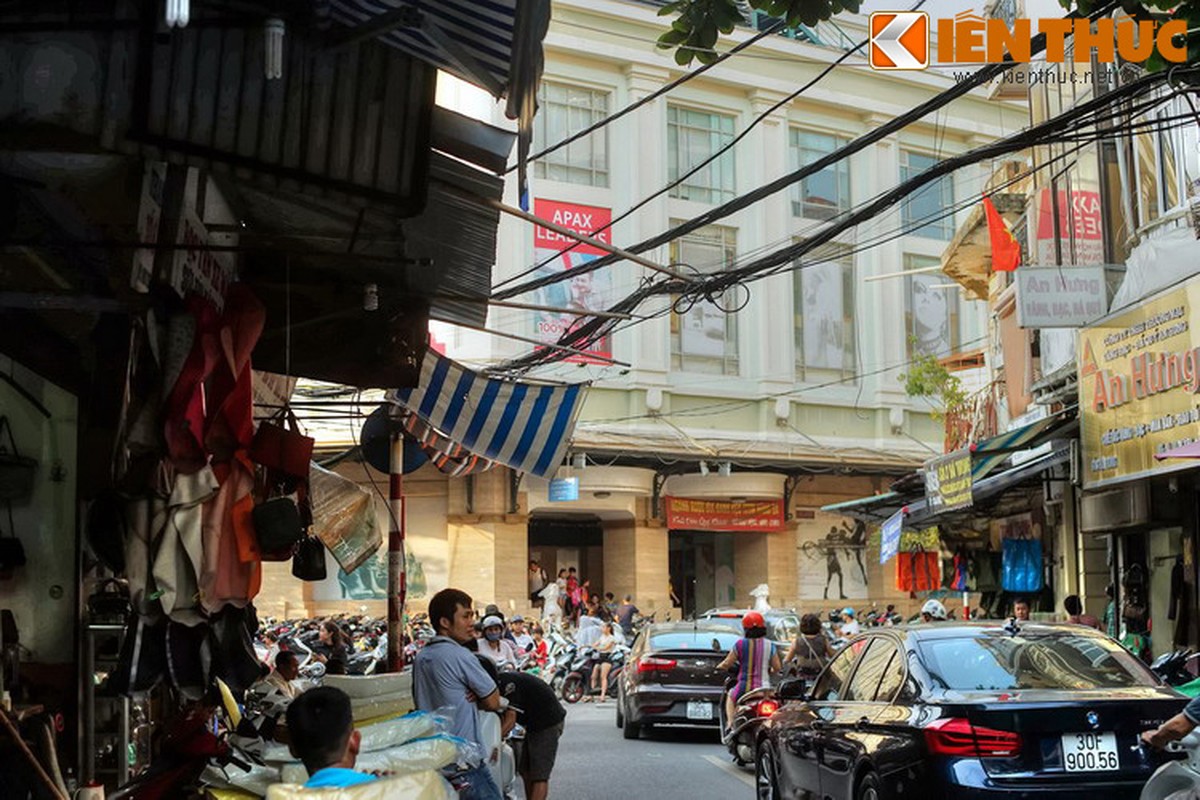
[1079,276,1200,489]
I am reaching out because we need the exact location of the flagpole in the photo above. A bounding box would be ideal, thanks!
[387,430,406,672]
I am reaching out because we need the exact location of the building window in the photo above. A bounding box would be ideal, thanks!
[900,149,956,240]
[794,242,856,379]
[668,106,736,204]
[905,254,959,359]
[790,129,851,220]
[532,81,609,186]
[669,224,739,374]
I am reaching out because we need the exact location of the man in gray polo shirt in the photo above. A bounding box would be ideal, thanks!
[413,588,504,800]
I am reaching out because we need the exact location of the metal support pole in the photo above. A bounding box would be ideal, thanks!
[387,432,406,672]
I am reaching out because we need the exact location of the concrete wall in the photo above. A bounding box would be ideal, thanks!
[0,357,78,664]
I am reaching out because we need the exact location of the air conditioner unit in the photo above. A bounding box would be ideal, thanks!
[1079,483,1150,532]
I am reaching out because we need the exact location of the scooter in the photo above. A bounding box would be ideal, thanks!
[1140,730,1200,799]
[560,646,627,704]
[717,684,784,767]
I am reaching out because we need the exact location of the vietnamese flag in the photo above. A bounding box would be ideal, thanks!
[983,196,1020,272]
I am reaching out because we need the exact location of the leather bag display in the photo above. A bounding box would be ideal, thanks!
[248,407,313,479]
[252,496,305,559]
[292,536,328,581]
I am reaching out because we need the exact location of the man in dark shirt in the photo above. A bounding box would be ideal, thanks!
[615,595,639,638]
[496,669,566,800]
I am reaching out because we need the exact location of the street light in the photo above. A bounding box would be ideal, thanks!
[164,0,189,28]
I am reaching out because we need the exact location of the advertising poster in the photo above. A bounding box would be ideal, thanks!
[800,259,846,370]
[1033,187,1104,266]
[909,272,954,357]
[797,512,871,600]
[532,199,613,363]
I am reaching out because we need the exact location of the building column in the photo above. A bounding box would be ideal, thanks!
[604,516,671,619]
[446,468,530,612]
[734,528,799,610]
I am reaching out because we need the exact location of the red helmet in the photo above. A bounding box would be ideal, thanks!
[742,611,765,630]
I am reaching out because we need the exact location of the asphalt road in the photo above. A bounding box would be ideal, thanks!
[535,700,755,800]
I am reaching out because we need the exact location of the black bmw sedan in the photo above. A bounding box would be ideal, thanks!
[755,622,1187,800]
[617,621,743,739]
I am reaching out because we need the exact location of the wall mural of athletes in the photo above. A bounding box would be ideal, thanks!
[797,512,871,600]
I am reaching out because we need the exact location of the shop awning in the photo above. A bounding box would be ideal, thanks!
[971,412,1078,481]
[904,445,1071,527]
[820,491,914,521]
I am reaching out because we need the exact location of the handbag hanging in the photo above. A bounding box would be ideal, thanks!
[292,536,328,581]
[248,407,313,480]
[0,416,37,502]
[0,501,26,579]
[252,495,305,560]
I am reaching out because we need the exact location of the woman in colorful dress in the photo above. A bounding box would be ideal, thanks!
[716,611,781,738]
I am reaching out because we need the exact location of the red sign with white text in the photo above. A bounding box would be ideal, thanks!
[533,199,612,256]
[665,497,787,532]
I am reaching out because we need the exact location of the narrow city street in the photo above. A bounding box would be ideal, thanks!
[542,702,753,799]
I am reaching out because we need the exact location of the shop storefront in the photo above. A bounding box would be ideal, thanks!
[1077,273,1200,654]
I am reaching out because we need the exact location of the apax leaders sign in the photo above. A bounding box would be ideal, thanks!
[1079,274,1200,489]
[532,199,613,363]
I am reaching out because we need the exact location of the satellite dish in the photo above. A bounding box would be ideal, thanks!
[359,405,429,474]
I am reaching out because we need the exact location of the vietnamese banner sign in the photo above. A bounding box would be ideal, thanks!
[665,497,786,532]
[1079,275,1200,489]
[925,449,973,513]
[879,510,903,565]
[1016,266,1108,329]
[532,199,613,363]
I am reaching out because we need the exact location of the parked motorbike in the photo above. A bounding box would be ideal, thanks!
[1140,730,1200,800]
[560,645,627,704]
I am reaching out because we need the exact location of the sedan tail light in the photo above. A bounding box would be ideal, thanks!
[924,717,1022,758]
[637,656,677,673]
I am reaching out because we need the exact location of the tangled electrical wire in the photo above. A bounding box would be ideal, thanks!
[490,62,1198,375]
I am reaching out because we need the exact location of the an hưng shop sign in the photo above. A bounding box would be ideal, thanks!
[1079,275,1200,489]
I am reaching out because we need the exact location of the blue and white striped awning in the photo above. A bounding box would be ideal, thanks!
[387,351,588,478]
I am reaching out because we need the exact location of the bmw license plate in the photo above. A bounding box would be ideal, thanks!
[1061,732,1120,772]
[686,701,713,720]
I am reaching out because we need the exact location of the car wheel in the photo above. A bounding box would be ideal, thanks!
[856,771,881,800]
[755,741,779,800]
[622,712,642,740]
[561,674,584,704]
[616,694,625,728]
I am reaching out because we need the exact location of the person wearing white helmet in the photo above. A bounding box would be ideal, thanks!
[921,599,948,622]
[479,615,522,669]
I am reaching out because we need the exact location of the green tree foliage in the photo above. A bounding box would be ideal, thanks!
[656,0,861,65]
[657,0,1197,72]
[899,351,967,421]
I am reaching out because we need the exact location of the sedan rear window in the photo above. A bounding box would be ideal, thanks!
[918,634,1158,691]
[651,632,741,651]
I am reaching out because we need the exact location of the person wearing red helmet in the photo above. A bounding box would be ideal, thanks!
[716,611,781,739]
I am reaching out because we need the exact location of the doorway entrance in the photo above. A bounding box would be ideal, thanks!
[528,513,604,614]
[669,531,736,619]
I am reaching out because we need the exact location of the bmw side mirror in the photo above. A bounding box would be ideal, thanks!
[776,677,808,702]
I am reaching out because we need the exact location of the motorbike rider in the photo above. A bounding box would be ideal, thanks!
[920,599,948,623]
[1143,695,1200,748]
[783,613,834,679]
[716,612,781,740]
[839,607,861,637]
[479,615,522,670]
[585,622,618,703]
